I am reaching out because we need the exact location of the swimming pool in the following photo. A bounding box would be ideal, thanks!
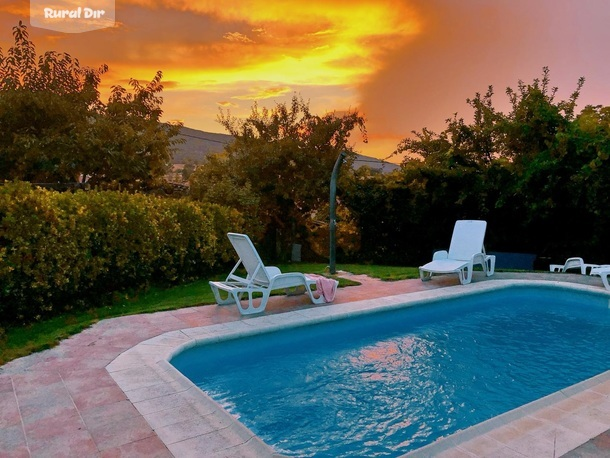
[169,283,610,457]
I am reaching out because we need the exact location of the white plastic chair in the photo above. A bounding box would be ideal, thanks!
[419,220,495,285]
[209,233,332,315]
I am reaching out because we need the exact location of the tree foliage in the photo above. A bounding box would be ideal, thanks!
[0,22,181,189]
[190,96,366,260]
[347,68,610,265]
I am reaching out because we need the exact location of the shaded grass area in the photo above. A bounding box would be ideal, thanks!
[1,264,419,366]
[335,264,420,281]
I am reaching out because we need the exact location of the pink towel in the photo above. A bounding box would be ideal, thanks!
[306,274,338,302]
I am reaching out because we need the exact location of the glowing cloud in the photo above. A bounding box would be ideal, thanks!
[217,101,238,107]
[113,0,421,90]
[234,85,292,100]
[223,31,255,43]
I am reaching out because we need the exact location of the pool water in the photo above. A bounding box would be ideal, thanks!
[171,286,610,457]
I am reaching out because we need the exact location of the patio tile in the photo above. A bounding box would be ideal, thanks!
[28,428,98,458]
[530,405,570,423]
[0,375,14,393]
[142,403,202,430]
[108,366,165,392]
[507,415,545,435]
[486,425,523,444]
[555,396,590,414]
[98,435,173,458]
[0,391,21,428]
[154,416,223,445]
[133,392,190,415]
[17,381,77,425]
[0,423,27,455]
[535,424,589,456]
[560,412,610,438]
[121,379,186,403]
[502,431,561,457]
[591,380,610,396]
[80,399,141,430]
[71,383,128,410]
[165,425,253,457]
[62,368,119,394]
[435,447,477,457]
[570,389,606,406]
[0,448,30,458]
[12,370,63,392]
[480,446,527,457]
[459,434,504,456]
[88,412,156,451]
[24,409,88,444]
[207,437,277,458]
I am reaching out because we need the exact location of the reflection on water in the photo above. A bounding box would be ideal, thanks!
[349,336,432,381]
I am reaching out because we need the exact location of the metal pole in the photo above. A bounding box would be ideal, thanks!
[329,151,346,274]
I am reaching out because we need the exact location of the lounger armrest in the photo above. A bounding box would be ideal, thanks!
[265,266,282,279]
[432,250,449,261]
[268,272,309,290]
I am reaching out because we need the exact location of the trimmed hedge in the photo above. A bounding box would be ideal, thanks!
[0,182,244,325]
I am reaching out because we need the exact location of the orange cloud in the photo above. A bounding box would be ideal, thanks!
[106,0,421,89]
[217,101,238,107]
[0,0,419,158]
[223,31,255,44]
[0,1,29,16]
[234,85,292,100]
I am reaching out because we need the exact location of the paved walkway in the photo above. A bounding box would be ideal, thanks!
[1,272,609,457]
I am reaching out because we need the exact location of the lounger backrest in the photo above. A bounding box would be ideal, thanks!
[447,220,487,261]
[227,233,271,285]
[562,257,584,273]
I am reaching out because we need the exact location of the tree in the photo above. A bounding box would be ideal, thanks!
[358,68,608,263]
[190,96,366,260]
[0,22,181,189]
[83,71,181,189]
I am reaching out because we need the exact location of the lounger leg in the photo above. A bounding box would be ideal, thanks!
[304,282,326,304]
[420,269,432,282]
[459,266,473,285]
[210,283,238,306]
[236,290,270,315]
[602,273,610,291]
[485,255,496,276]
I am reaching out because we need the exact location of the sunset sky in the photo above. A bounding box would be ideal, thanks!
[1,0,610,160]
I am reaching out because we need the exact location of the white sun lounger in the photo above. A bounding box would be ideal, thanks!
[549,257,598,275]
[590,265,610,291]
[209,233,333,315]
[419,220,495,285]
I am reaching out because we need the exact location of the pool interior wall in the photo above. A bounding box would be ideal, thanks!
[106,280,610,457]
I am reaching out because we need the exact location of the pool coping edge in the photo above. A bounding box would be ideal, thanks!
[106,279,610,457]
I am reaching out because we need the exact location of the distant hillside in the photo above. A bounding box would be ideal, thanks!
[172,126,399,173]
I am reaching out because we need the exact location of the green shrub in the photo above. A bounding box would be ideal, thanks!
[0,182,243,325]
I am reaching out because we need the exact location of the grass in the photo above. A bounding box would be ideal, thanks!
[0,264,420,366]
[334,264,420,281]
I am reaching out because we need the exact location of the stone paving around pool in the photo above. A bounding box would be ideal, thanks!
[1,271,610,457]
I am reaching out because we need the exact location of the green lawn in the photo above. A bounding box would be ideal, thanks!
[0,264,420,366]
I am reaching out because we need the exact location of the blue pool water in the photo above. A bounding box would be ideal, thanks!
[171,286,610,457]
